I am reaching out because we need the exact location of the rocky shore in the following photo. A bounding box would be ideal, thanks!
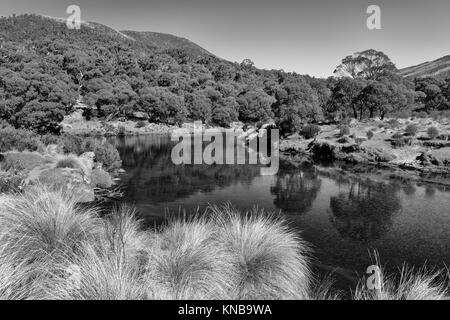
[279,118,450,185]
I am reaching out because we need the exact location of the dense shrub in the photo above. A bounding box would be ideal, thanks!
[405,124,419,136]
[427,126,439,139]
[0,123,43,152]
[300,124,321,139]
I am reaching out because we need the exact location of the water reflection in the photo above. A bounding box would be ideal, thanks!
[114,135,260,205]
[329,181,401,242]
[271,166,321,215]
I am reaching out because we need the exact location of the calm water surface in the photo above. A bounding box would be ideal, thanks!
[112,134,450,290]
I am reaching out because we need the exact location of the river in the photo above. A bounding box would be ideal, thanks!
[111,134,450,292]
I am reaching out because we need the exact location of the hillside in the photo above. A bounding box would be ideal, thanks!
[121,30,212,58]
[399,56,450,79]
[0,14,324,134]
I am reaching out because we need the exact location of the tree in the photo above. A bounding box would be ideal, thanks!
[185,92,212,123]
[237,88,275,123]
[328,78,366,119]
[415,77,449,112]
[334,49,398,80]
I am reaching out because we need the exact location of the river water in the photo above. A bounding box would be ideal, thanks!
[111,134,450,291]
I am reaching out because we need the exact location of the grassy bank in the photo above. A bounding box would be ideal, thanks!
[0,186,447,300]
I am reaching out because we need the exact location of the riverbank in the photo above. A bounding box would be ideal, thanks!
[279,117,450,185]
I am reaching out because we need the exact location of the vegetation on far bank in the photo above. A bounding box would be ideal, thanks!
[1,14,450,139]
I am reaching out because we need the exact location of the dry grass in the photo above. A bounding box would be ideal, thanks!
[0,187,447,300]
[0,186,103,266]
[354,266,449,300]
[209,204,311,299]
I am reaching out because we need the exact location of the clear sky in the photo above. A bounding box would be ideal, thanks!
[1,0,449,77]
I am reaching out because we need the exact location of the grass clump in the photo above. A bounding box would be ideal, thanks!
[354,266,449,300]
[0,187,447,300]
[209,205,311,299]
[0,186,103,266]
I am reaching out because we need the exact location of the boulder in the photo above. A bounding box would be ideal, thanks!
[132,111,149,120]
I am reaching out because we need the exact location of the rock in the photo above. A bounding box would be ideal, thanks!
[80,152,95,171]
[132,111,149,120]
[337,136,354,144]
[345,153,370,164]
[417,148,450,167]
[230,122,244,131]
[364,147,396,162]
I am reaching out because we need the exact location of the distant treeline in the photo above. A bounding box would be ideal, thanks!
[0,14,449,135]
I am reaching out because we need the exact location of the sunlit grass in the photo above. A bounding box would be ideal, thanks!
[0,187,447,300]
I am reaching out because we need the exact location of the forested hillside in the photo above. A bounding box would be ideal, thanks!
[1,14,450,136]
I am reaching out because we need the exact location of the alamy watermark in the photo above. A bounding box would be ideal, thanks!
[366,265,382,290]
[66,5,81,30]
[367,5,381,30]
[170,121,279,176]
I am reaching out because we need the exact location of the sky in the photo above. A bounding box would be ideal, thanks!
[1,0,450,77]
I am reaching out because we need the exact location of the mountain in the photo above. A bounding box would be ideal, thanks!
[121,31,212,57]
[399,56,450,79]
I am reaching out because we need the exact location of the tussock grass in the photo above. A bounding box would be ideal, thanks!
[144,217,233,299]
[0,187,448,300]
[354,266,449,300]
[0,186,103,266]
[209,204,311,299]
[54,154,91,176]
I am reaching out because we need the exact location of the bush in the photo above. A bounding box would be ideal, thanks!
[338,125,350,136]
[0,169,25,193]
[91,168,113,188]
[300,124,321,139]
[135,121,148,129]
[50,135,122,173]
[427,127,439,139]
[0,123,43,152]
[387,119,401,129]
[405,124,419,136]
[366,130,374,140]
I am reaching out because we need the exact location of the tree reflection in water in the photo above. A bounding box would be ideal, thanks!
[271,166,322,214]
[113,135,261,204]
[329,181,401,242]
